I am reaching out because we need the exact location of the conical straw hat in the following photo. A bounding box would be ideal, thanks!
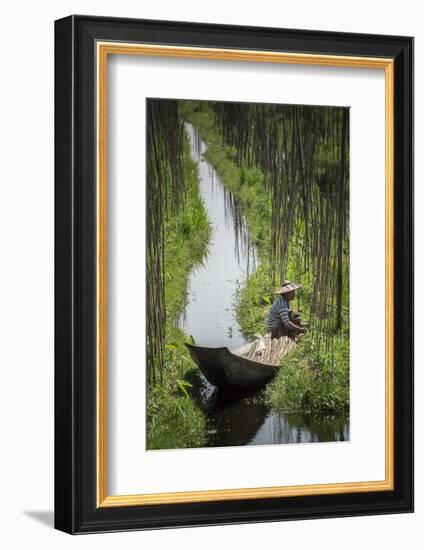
[274,281,302,294]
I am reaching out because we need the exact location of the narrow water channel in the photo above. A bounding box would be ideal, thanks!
[180,124,257,348]
[181,123,349,447]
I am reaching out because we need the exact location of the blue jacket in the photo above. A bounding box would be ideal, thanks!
[266,297,291,332]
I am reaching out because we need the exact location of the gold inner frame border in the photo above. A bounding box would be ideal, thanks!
[96,41,395,508]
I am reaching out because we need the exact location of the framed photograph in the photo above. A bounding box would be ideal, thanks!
[54,15,413,534]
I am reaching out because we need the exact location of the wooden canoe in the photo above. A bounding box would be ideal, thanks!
[185,341,280,389]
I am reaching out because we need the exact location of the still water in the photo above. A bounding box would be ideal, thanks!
[181,123,349,447]
[180,124,257,348]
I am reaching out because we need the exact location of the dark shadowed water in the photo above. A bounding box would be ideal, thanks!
[181,123,349,447]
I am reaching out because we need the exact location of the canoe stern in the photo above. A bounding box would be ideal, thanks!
[185,343,277,389]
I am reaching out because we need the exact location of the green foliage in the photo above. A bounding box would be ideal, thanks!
[182,100,350,416]
[264,334,349,415]
[235,264,271,338]
[146,100,186,383]
[238,261,350,415]
[163,140,211,320]
[182,101,272,252]
[147,324,207,450]
[147,129,211,450]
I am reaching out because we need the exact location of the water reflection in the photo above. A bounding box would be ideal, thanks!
[183,123,349,447]
[223,188,257,275]
[194,379,349,447]
[180,124,257,348]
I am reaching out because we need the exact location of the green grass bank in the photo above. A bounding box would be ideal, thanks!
[182,101,349,416]
[147,131,211,450]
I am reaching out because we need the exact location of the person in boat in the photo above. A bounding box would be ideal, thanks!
[266,281,306,340]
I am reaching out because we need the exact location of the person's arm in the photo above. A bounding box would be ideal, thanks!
[279,301,306,333]
[279,303,292,328]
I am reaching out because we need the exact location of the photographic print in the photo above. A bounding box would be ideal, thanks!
[55,17,413,532]
[146,98,350,450]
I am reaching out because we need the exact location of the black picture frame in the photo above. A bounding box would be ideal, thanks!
[55,14,414,534]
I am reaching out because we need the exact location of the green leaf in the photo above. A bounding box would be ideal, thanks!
[262,294,271,305]
[165,342,178,351]
[177,379,192,398]
[176,401,186,417]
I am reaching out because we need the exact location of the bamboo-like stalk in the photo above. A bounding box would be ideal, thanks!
[147,98,350,383]
[213,101,350,355]
[146,99,187,384]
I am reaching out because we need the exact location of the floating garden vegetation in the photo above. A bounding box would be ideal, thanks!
[181,100,350,415]
[146,100,211,449]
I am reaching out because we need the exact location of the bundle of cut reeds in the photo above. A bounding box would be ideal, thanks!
[242,333,296,365]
